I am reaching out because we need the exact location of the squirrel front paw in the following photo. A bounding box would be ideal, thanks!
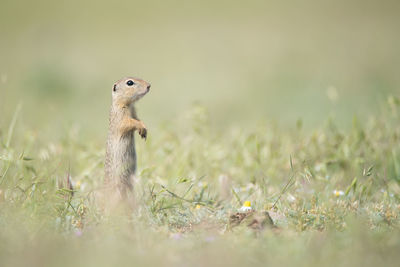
[137,122,147,140]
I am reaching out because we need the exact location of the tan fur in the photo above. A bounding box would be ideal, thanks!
[104,77,150,204]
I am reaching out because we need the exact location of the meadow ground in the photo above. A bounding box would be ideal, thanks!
[1,98,400,267]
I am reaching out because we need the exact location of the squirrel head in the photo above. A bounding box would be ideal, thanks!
[112,77,151,108]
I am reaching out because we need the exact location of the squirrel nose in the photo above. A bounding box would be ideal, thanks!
[147,84,151,91]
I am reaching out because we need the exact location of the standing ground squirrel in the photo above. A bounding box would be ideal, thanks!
[104,77,150,200]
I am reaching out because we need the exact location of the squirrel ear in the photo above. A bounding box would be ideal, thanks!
[113,84,117,92]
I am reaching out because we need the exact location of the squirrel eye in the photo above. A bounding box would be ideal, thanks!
[126,80,134,86]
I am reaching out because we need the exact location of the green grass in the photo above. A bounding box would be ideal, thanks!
[1,98,400,267]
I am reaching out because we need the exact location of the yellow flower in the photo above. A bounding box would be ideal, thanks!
[195,204,201,210]
[239,201,252,212]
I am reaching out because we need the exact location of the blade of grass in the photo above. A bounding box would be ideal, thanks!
[6,102,22,148]
[272,156,296,209]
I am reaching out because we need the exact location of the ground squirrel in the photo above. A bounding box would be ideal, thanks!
[104,77,150,200]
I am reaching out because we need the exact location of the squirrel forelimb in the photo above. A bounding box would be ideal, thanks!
[119,117,147,139]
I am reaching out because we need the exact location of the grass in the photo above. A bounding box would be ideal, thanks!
[1,97,400,267]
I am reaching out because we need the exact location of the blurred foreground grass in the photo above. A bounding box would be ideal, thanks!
[1,97,400,267]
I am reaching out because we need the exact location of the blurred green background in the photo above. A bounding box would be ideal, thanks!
[1,0,399,140]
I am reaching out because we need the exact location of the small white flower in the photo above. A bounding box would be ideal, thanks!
[197,182,208,188]
[239,206,252,212]
[72,180,86,191]
[314,163,324,172]
[287,194,296,202]
[333,190,344,197]
[238,201,253,212]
